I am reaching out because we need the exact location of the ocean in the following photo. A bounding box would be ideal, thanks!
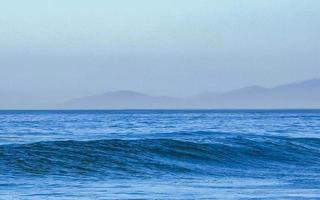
[0,110,320,199]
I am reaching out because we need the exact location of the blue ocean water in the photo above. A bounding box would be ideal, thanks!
[0,110,320,199]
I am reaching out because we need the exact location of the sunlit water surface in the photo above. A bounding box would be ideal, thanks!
[0,110,320,199]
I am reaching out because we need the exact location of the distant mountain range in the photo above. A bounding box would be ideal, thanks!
[61,79,320,109]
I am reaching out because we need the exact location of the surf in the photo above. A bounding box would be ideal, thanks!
[1,137,320,178]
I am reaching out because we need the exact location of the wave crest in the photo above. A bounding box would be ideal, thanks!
[1,137,320,177]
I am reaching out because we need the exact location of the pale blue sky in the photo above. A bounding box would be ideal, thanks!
[0,0,319,104]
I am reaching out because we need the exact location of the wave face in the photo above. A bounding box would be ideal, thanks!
[1,137,320,178]
[1,110,320,199]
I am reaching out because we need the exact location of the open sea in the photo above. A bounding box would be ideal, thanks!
[0,110,320,199]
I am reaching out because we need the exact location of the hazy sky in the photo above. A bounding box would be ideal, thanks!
[0,0,319,106]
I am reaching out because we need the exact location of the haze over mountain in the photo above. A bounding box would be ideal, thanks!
[61,79,320,109]
[2,1,319,104]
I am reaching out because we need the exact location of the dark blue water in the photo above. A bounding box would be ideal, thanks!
[1,110,320,199]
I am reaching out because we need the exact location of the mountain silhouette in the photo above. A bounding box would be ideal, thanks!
[62,79,320,109]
